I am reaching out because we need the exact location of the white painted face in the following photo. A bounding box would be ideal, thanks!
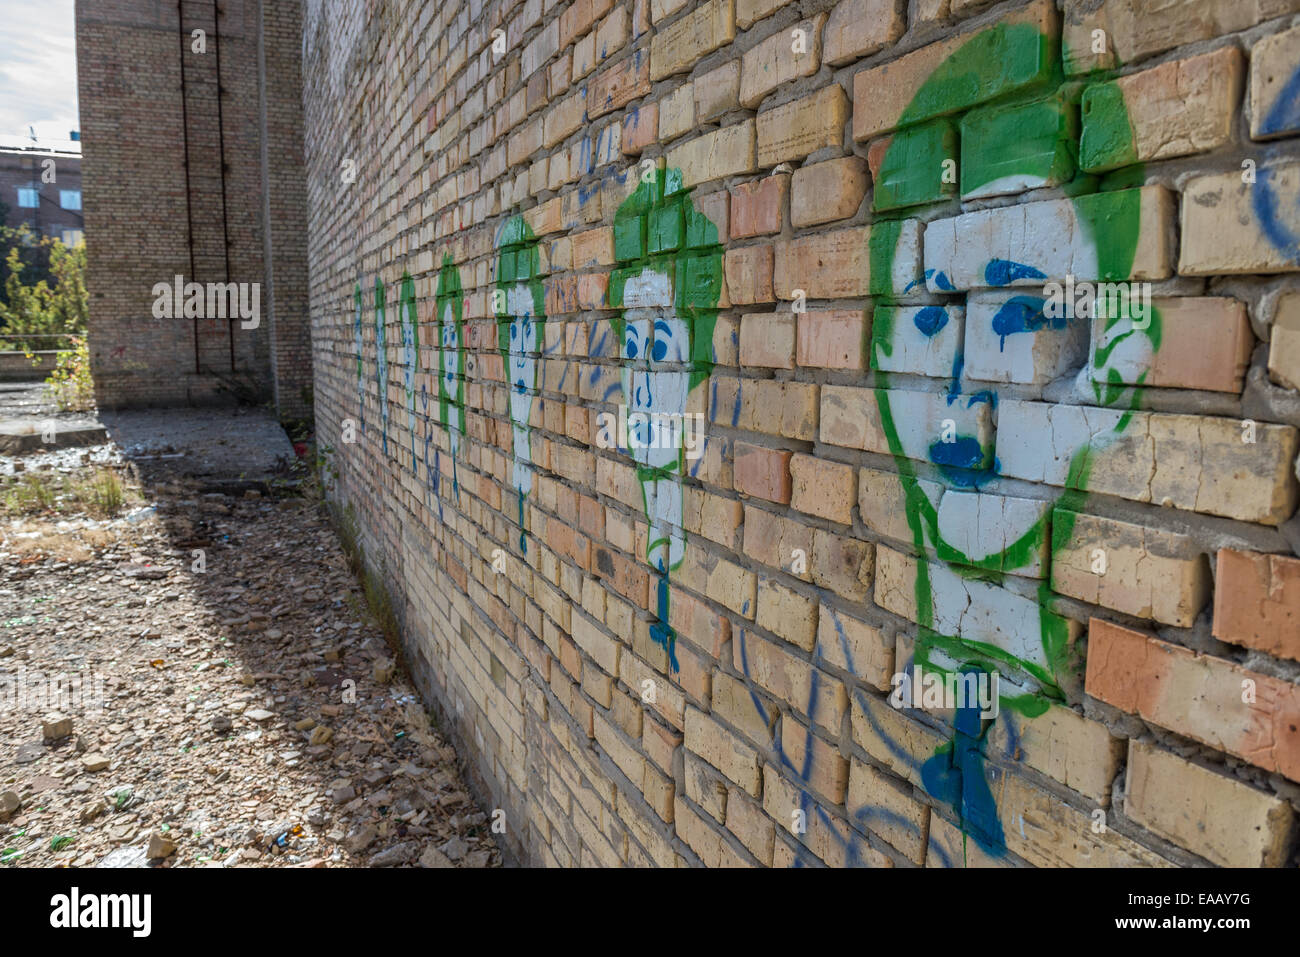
[402,314,416,397]
[506,282,538,496]
[441,299,462,453]
[619,267,689,571]
[440,300,459,400]
[506,283,538,426]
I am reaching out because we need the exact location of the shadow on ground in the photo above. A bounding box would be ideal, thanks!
[0,399,500,868]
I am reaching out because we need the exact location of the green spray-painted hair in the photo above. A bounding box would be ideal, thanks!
[608,166,724,394]
[435,253,465,430]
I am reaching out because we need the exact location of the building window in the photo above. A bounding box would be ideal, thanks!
[61,229,83,247]
[16,187,38,208]
[59,189,81,211]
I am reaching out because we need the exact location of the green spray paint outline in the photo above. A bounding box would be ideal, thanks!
[867,21,1163,861]
[607,167,724,670]
[495,214,547,554]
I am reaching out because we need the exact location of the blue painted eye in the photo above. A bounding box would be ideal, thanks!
[626,339,638,359]
[652,338,668,361]
[515,378,526,393]
[913,306,948,337]
[985,259,1046,287]
[510,323,517,340]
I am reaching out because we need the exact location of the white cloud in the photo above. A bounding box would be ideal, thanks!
[0,0,80,148]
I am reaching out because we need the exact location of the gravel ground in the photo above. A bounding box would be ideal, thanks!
[0,449,500,869]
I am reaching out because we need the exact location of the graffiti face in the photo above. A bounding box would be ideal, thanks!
[609,171,724,669]
[441,304,462,453]
[505,284,539,498]
[496,217,546,553]
[400,273,419,471]
[859,22,1155,861]
[620,278,691,573]
[435,254,466,506]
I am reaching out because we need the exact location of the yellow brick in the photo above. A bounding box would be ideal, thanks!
[1051,512,1211,627]
[756,85,847,167]
[658,83,695,141]
[815,605,892,691]
[779,716,848,803]
[1125,740,1295,867]
[1020,680,1128,791]
[650,0,736,80]
[664,120,756,189]
[739,15,825,109]
[724,786,775,865]
[684,705,762,795]
[684,751,729,821]
[846,757,929,864]
[711,669,776,746]
[755,576,818,651]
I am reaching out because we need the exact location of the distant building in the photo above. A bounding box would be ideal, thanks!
[74,0,310,416]
[0,146,84,247]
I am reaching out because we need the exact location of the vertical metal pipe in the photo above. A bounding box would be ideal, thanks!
[177,0,200,375]
[212,0,235,371]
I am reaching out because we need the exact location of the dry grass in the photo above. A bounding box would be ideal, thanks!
[1,467,138,519]
[0,519,125,563]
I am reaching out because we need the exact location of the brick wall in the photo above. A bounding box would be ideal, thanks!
[75,0,312,418]
[304,0,1300,867]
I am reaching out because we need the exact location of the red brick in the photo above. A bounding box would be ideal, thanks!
[729,173,787,239]
[621,101,659,155]
[1213,548,1300,662]
[1086,618,1300,783]
[796,309,867,370]
[733,443,793,504]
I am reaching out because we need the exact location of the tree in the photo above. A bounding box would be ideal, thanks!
[0,228,88,351]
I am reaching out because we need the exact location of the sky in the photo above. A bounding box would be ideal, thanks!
[0,0,80,151]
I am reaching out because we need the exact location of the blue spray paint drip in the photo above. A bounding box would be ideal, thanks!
[517,491,527,554]
[920,668,1007,858]
[419,386,444,522]
[990,294,1063,351]
[650,565,679,672]
[913,305,949,337]
[984,259,1045,287]
[946,350,965,403]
